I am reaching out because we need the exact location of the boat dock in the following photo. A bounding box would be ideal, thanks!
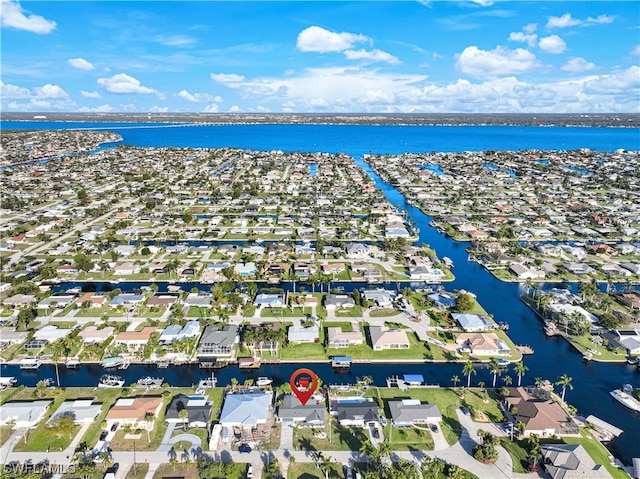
[0,377,17,389]
[331,356,352,369]
[65,357,81,369]
[102,356,124,368]
[136,376,164,389]
[386,374,439,391]
[516,345,534,355]
[238,357,261,369]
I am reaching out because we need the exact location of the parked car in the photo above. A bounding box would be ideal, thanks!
[372,427,380,439]
[246,464,253,478]
[110,422,119,432]
[99,431,108,441]
[430,424,439,433]
[239,443,252,453]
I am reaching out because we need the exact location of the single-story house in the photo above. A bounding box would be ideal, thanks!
[0,328,28,349]
[146,294,178,307]
[159,320,201,344]
[327,327,364,348]
[219,390,272,428]
[109,293,145,307]
[47,399,102,425]
[363,289,395,307]
[324,294,355,310]
[288,325,320,344]
[0,400,52,428]
[105,396,164,430]
[505,387,577,437]
[452,313,492,332]
[277,394,325,428]
[33,325,73,344]
[165,394,212,428]
[368,326,410,351]
[456,332,510,356]
[388,400,442,427]
[254,293,285,308]
[114,327,158,349]
[77,292,108,307]
[332,400,379,427]
[234,262,257,277]
[79,325,114,345]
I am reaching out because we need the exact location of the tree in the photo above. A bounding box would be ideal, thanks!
[514,361,528,387]
[179,409,189,430]
[462,360,476,388]
[48,415,75,437]
[73,253,93,272]
[502,375,513,386]
[454,293,474,312]
[489,357,501,388]
[556,374,573,403]
[421,457,445,479]
[451,375,460,387]
[473,429,500,464]
[51,339,66,388]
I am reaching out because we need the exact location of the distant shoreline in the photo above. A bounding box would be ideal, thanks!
[2,112,639,128]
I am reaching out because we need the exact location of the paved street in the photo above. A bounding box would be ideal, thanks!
[0,407,548,479]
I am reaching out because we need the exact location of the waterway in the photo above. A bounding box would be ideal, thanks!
[2,122,639,462]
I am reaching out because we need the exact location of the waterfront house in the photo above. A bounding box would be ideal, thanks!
[114,327,158,349]
[234,262,257,277]
[563,263,594,275]
[109,293,145,307]
[114,262,140,275]
[0,400,52,428]
[0,327,28,350]
[277,394,325,428]
[332,400,379,427]
[219,390,272,430]
[620,263,640,275]
[388,400,442,427]
[504,387,577,437]
[254,293,285,309]
[105,396,164,431]
[542,444,613,479]
[346,243,369,259]
[197,325,238,358]
[32,325,73,344]
[327,327,364,348]
[428,293,456,309]
[324,294,355,310]
[452,313,493,332]
[456,332,510,356]
[368,326,410,350]
[184,292,214,308]
[509,263,546,280]
[38,294,76,309]
[48,399,102,425]
[606,329,640,355]
[146,294,178,307]
[77,292,108,307]
[616,292,640,310]
[165,394,212,428]
[363,289,395,307]
[288,325,320,344]
[79,325,114,345]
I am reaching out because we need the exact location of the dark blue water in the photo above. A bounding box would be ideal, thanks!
[2,121,639,462]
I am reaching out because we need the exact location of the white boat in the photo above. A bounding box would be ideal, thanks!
[610,384,640,412]
[136,376,164,389]
[442,257,454,268]
[0,377,17,389]
[98,374,125,388]
[256,377,273,387]
[19,358,41,370]
[195,373,217,394]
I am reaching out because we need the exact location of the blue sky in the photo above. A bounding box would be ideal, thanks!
[1,0,639,113]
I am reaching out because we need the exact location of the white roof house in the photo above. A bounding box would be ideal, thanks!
[452,313,492,332]
[288,325,320,343]
[0,400,52,428]
[219,391,273,427]
[47,399,102,425]
[33,325,73,343]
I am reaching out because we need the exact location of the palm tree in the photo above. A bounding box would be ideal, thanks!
[489,357,501,388]
[514,361,528,387]
[451,375,460,387]
[502,375,513,387]
[534,377,544,387]
[462,360,476,388]
[51,339,65,388]
[556,374,573,403]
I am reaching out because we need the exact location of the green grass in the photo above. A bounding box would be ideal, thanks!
[293,417,368,452]
[47,320,78,329]
[281,342,328,360]
[385,424,434,451]
[325,330,431,360]
[124,462,149,479]
[499,438,530,473]
[323,321,353,332]
[288,462,346,479]
[0,425,15,447]
[75,306,124,318]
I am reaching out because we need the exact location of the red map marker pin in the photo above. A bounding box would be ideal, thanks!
[289,368,318,406]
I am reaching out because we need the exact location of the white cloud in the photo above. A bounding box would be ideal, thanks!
[523,23,537,34]
[561,57,596,73]
[203,103,219,113]
[455,46,540,77]
[296,26,368,53]
[229,105,242,112]
[97,73,159,95]
[149,106,168,113]
[630,45,640,56]
[210,73,245,84]
[509,31,537,48]
[587,14,614,25]
[1,80,76,111]
[67,57,94,71]
[582,65,640,95]
[343,49,401,65]
[0,0,56,34]
[539,35,567,54]
[154,34,195,47]
[469,0,494,6]
[80,90,101,99]
[546,13,581,29]
[177,89,222,103]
